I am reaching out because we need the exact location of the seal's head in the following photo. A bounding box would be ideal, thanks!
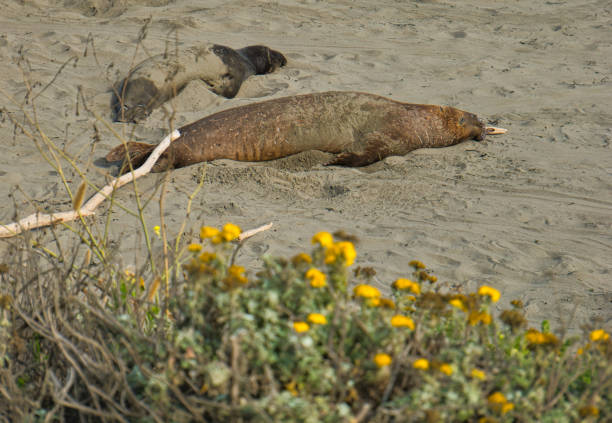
[111,78,159,123]
[238,45,287,74]
[443,107,487,142]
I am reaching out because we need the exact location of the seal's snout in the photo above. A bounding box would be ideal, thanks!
[273,49,288,68]
[238,45,288,74]
[458,111,486,141]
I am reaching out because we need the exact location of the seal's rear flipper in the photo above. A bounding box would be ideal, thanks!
[105,142,156,171]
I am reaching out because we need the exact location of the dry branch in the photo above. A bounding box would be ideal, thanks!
[238,222,273,242]
[0,130,181,238]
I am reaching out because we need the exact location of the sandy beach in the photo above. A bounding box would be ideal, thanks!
[0,0,610,332]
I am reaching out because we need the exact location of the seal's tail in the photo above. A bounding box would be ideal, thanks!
[105,142,156,170]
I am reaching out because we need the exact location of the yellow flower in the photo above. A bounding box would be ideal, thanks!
[487,392,514,414]
[366,298,381,307]
[526,329,545,344]
[322,241,356,266]
[223,265,248,288]
[293,322,310,333]
[526,329,559,346]
[336,241,356,266]
[187,243,202,252]
[448,298,467,312]
[470,368,486,380]
[449,298,467,312]
[488,392,507,404]
[374,353,392,368]
[228,265,245,277]
[307,313,327,325]
[590,329,610,342]
[390,315,415,330]
[324,248,337,264]
[306,268,327,288]
[392,278,421,295]
[312,231,334,248]
[198,252,216,263]
[501,402,514,414]
[427,274,438,283]
[468,311,492,326]
[439,363,453,376]
[153,225,161,237]
[413,358,429,370]
[285,381,298,396]
[353,284,381,299]
[478,285,501,302]
[200,226,220,240]
[409,260,426,269]
[292,253,312,265]
[579,405,600,417]
[379,298,396,309]
[221,223,241,241]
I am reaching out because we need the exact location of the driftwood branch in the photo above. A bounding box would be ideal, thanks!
[238,222,273,242]
[0,130,181,238]
[229,222,274,267]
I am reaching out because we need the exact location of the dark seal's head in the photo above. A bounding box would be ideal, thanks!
[111,77,159,123]
[442,106,487,142]
[237,45,287,74]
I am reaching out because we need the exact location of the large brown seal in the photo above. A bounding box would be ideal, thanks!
[106,91,505,171]
[112,44,287,123]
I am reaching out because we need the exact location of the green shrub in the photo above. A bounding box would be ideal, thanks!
[1,226,610,422]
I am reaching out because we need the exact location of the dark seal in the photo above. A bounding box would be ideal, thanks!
[106,91,504,171]
[111,44,287,122]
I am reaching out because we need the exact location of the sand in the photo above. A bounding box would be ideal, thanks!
[0,0,610,332]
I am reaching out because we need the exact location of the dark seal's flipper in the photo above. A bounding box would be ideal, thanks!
[111,43,287,123]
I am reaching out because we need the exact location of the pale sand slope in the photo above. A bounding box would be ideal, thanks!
[0,0,610,331]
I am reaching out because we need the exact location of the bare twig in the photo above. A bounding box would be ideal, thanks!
[231,335,241,406]
[238,222,273,242]
[229,222,273,266]
[0,130,181,238]
[31,56,78,102]
[353,403,372,423]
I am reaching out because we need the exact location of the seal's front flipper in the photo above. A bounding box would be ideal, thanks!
[327,132,394,167]
[328,151,385,167]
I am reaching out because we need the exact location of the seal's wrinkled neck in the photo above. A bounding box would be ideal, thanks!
[477,118,487,141]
